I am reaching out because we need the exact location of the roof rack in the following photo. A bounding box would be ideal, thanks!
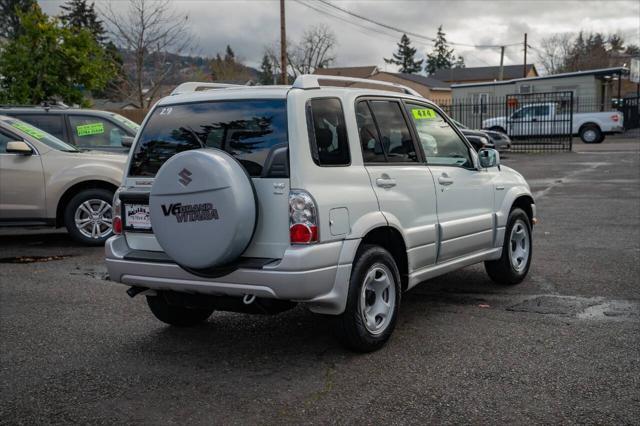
[292,74,423,97]
[170,81,250,96]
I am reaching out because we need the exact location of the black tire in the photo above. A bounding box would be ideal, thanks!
[332,245,401,352]
[485,208,532,285]
[63,188,114,245]
[579,124,603,144]
[146,294,214,326]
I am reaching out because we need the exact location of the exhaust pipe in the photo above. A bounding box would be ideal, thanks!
[126,286,156,298]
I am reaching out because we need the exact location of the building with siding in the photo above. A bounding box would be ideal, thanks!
[452,67,631,110]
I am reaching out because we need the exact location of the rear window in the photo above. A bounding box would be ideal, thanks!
[12,114,66,141]
[129,99,288,177]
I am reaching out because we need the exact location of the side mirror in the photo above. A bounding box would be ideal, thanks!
[478,148,500,169]
[6,141,34,155]
[121,136,134,148]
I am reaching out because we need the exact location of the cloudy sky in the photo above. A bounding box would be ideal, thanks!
[39,0,640,74]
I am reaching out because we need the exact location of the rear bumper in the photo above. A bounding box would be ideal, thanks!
[105,235,358,315]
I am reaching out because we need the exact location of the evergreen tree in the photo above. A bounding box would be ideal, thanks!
[0,0,36,39]
[384,34,423,74]
[259,54,274,85]
[60,0,105,44]
[224,45,235,62]
[425,26,458,75]
[453,56,465,69]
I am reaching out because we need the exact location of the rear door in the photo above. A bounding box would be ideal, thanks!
[0,129,46,219]
[405,102,495,262]
[356,98,439,270]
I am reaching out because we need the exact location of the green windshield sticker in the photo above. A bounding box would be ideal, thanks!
[76,122,105,137]
[11,122,45,139]
[412,108,437,120]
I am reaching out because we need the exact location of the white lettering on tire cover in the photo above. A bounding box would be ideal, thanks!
[149,149,257,269]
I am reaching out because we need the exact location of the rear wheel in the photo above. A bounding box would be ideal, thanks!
[579,124,603,144]
[63,188,114,245]
[485,208,532,285]
[332,245,401,352]
[146,294,214,326]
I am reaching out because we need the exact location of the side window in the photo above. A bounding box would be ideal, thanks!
[406,103,473,168]
[0,131,17,153]
[306,98,350,166]
[355,101,385,162]
[368,100,417,163]
[14,114,65,141]
[68,115,125,148]
[533,105,550,117]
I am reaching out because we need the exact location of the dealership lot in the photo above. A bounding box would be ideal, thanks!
[1,140,638,424]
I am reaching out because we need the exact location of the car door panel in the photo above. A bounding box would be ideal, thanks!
[404,102,496,263]
[0,149,46,219]
[366,164,439,270]
[357,99,439,271]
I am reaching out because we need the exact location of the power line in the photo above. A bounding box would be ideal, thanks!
[293,0,406,45]
[315,0,521,49]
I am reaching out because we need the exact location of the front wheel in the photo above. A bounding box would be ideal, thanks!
[332,245,401,352]
[63,188,114,245]
[485,208,532,285]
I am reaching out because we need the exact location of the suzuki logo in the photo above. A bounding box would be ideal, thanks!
[178,168,192,186]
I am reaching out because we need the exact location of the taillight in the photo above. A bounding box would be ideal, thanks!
[289,190,318,244]
[611,115,619,122]
[113,216,122,234]
[112,187,124,235]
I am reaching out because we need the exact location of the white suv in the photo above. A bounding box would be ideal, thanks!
[105,75,536,352]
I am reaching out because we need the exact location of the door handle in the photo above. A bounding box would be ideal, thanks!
[376,177,396,188]
[438,176,454,186]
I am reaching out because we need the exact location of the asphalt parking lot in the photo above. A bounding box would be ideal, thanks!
[1,138,639,424]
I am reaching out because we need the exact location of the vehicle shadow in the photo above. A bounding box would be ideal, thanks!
[115,266,511,362]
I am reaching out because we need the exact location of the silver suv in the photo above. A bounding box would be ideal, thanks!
[105,76,536,351]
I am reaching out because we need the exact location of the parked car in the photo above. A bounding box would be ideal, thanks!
[482,103,624,143]
[0,105,140,152]
[105,76,536,352]
[453,120,512,152]
[0,115,126,244]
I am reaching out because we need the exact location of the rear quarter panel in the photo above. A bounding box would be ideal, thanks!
[287,90,384,244]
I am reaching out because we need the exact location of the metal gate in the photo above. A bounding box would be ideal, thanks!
[620,97,639,130]
[505,91,574,152]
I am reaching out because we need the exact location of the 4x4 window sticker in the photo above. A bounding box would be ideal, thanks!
[403,100,475,169]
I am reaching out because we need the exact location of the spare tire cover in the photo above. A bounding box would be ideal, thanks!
[149,149,257,269]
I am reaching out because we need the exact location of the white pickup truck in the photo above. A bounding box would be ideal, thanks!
[482,103,624,143]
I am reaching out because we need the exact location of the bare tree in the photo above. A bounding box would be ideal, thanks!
[287,24,337,76]
[100,0,193,108]
[536,33,573,75]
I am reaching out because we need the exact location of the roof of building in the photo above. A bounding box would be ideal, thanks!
[315,66,379,79]
[452,66,630,88]
[314,67,450,90]
[387,72,451,91]
[431,64,537,82]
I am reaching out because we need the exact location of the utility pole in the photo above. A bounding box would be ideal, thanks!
[523,33,528,78]
[499,46,505,81]
[280,0,288,85]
